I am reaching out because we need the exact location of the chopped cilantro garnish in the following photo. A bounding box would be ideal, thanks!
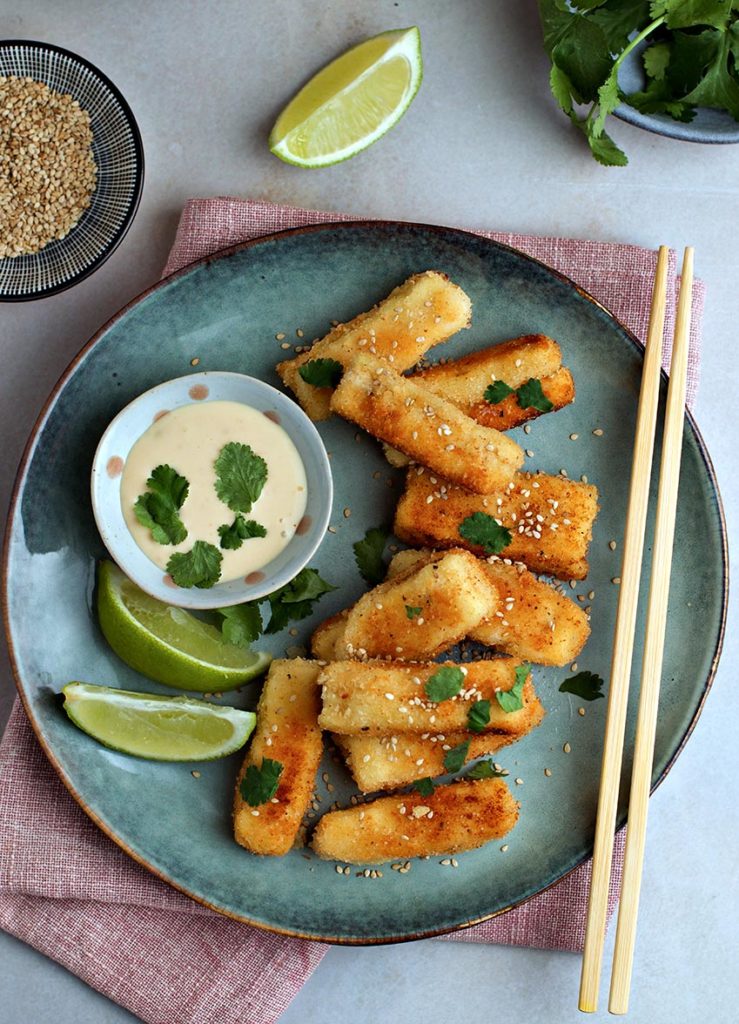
[443,740,470,774]
[216,603,263,647]
[412,777,435,797]
[484,380,515,404]
[466,759,507,780]
[353,525,390,585]
[166,541,222,589]
[425,666,464,703]
[496,664,529,713]
[218,515,267,550]
[214,442,267,514]
[133,464,189,545]
[458,512,512,555]
[467,699,491,734]
[298,358,344,388]
[239,757,283,806]
[263,567,336,634]
[516,377,554,413]
[559,670,605,701]
[405,605,422,620]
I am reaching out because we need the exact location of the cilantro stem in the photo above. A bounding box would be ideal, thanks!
[584,16,666,132]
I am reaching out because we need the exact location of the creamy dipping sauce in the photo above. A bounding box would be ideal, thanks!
[120,400,307,584]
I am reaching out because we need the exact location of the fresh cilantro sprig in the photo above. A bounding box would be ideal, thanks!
[353,525,391,585]
[443,740,470,774]
[215,566,336,647]
[483,377,553,413]
[466,759,507,781]
[298,358,344,388]
[134,465,189,545]
[458,512,512,555]
[167,541,222,589]
[425,666,465,703]
[240,757,283,806]
[214,442,268,513]
[537,1,739,166]
[218,515,267,550]
[467,699,492,734]
[412,777,435,797]
[405,604,422,620]
[496,664,530,713]
[559,670,605,701]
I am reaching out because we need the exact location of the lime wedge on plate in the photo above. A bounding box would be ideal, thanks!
[62,682,256,761]
[269,26,423,167]
[97,561,271,692]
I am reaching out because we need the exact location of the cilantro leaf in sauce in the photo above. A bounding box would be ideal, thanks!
[133,464,189,545]
[214,442,268,513]
[167,541,222,589]
[218,514,267,550]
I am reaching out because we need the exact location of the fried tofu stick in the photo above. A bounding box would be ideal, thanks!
[311,610,349,661]
[394,469,599,580]
[277,271,472,421]
[233,659,323,856]
[334,549,497,661]
[319,659,534,736]
[331,354,524,493]
[311,777,519,863]
[414,334,575,429]
[382,334,576,467]
[333,688,544,792]
[387,548,590,666]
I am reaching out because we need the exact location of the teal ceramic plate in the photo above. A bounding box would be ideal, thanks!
[3,223,727,943]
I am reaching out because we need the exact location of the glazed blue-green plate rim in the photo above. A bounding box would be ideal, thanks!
[2,221,728,944]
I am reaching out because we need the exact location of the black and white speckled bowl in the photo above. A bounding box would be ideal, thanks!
[0,39,144,301]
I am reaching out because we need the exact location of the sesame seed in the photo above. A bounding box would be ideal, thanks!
[440,858,451,866]
[563,742,571,754]
[526,449,535,458]
[515,777,524,786]
[190,357,200,366]
[327,525,337,534]
[593,428,604,436]
[578,707,586,717]
[191,770,201,778]
[296,328,304,338]
[280,342,291,350]
[544,767,552,777]
[609,540,617,550]
[251,810,260,817]
[612,577,621,585]
[362,754,371,763]
[343,865,351,875]
[275,333,286,340]
[524,424,531,434]
[500,844,509,853]
[588,590,595,600]
[581,474,588,483]
[560,468,568,477]
[384,693,395,701]
[569,433,579,441]
[571,662,578,672]
[343,507,351,518]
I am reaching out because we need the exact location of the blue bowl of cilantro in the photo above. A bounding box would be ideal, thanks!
[538,0,739,166]
[91,371,333,610]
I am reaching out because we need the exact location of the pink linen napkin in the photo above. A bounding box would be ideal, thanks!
[0,199,705,1024]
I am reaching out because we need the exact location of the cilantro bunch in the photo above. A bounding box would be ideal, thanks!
[538,0,739,166]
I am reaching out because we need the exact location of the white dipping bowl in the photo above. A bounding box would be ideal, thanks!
[91,371,333,609]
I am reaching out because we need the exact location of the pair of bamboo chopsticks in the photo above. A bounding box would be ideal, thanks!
[579,246,694,1015]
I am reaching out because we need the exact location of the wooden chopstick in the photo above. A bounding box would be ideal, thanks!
[578,246,670,1013]
[608,248,694,1014]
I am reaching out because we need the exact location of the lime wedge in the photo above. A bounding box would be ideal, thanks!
[97,561,272,692]
[269,26,422,167]
[62,682,256,761]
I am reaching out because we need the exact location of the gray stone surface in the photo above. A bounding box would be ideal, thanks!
[1,2,737,1022]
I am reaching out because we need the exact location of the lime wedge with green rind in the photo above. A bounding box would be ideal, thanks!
[62,682,256,761]
[269,26,423,168]
[97,561,271,692]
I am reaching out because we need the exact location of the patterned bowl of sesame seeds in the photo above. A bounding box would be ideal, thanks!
[0,39,143,301]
